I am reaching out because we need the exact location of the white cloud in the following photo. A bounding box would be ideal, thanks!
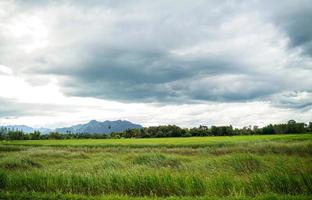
[0,65,13,75]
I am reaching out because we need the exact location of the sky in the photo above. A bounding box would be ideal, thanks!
[0,0,311,128]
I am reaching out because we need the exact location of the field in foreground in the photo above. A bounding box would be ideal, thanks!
[0,134,311,199]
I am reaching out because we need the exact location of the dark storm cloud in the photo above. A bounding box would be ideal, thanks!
[1,0,312,109]
[53,50,255,102]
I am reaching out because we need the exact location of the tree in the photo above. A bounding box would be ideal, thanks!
[48,132,62,139]
[262,124,275,135]
[29,131,41,140]
[7,131,25,140]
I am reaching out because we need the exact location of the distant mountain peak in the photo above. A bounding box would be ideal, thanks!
[56,119,142,134]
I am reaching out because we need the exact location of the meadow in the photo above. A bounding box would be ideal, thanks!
[0,134,311,199]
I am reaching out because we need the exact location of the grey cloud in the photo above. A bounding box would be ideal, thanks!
[271,91,312,110]
[0,97,79,117]
[260,0,312,56]
[0,98,29,117]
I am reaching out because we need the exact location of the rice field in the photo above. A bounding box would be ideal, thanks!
[0,134,311,199]
[2,134,311,147]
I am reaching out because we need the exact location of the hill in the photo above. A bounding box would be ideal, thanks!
[55,120,142,134]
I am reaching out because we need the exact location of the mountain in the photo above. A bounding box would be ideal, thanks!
[55,120,142,134]
[1,125,34,133]
[1,120,142,134]
[0,125,52,134]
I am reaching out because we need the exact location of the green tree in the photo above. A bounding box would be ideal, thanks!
[29,131,41,140]
[48,132,62,139]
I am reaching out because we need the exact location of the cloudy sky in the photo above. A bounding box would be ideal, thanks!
[0,0,311,128]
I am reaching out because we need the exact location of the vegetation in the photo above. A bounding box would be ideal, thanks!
[0,134,311,199]
[1,120,311,140]
[2,133,311,148]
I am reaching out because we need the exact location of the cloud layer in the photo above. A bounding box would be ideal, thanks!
[0,0,311,127]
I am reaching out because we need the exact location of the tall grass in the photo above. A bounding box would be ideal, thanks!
[132,153,181,168]
[0,157,41,170]
[2,169,311,197]
[0,134,311,198]
[4,171,205,196]
[0,145,25,152]
[222,154,265,174]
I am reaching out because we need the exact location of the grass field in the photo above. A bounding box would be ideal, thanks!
[0,134,311,199]
[2,134,311,147]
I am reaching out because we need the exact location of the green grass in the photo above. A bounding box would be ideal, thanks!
[0,134,311,199]
[1,134,311,147]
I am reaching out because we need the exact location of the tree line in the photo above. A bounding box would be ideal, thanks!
[0,120,311,140]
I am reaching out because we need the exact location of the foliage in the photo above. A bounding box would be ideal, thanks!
[1,120,311,140]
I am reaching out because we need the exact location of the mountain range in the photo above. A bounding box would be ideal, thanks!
[1,120,142,134]
[0,125,52,134]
